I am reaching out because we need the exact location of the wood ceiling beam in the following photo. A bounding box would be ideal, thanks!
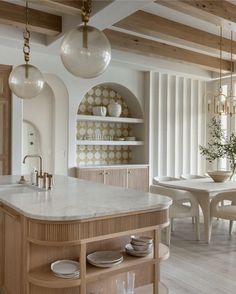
[31,0,83,15]
[156,0,236,30]
[104,29,232,73]
[0,1,62,36]
[114,10,236,55]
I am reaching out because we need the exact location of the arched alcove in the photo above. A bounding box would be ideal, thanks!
[76,83,145,166]
[22,74,69,175]
[22,83,54,173]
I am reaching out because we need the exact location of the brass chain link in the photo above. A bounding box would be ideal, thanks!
[81,0,92,24]
[23,1,30,63]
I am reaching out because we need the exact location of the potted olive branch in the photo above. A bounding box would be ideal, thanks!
[199,117,236,180]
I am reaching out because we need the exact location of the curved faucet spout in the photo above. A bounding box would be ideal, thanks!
[23,155,43,176]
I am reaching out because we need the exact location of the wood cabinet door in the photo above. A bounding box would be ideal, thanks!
[127,167,149,192]
[104,168,127,187]
[78,169,104,184]
[0,65,12,175]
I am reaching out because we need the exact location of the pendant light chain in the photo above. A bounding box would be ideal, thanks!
[23,1,30,64]
[81,0,92,24]
[81,0,92,49]
[220,26,222,92]
[230,31,233,95]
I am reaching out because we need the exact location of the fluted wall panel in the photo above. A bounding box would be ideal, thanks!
[150,73,206,180]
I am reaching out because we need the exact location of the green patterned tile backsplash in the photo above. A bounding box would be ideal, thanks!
[77,85,133,166]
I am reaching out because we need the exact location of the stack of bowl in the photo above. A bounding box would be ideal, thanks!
[125,236,153,257]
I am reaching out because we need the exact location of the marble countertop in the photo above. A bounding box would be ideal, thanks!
[0,175,171,221]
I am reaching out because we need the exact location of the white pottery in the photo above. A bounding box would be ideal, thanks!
[108,102,122,117]
[92,106,107,116]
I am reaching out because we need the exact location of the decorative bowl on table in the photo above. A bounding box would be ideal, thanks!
[207,170,232,182]
[92,106,107,116]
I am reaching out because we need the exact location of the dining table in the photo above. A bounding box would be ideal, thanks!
[157,178,236,243]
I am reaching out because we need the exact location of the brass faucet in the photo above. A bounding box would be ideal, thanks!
[23,155,43,186]
[23,155,43,176]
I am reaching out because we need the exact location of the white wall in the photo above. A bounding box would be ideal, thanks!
[0,44,146,176]
[149,72,207,182]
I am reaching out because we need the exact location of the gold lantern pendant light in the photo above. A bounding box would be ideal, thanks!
[225,31,236,116]
[8,1,44,99]
[208,27,227,115]
[60,0,111,79]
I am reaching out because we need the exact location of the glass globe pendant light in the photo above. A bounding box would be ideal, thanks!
[60,0,111,79]
[9,1,44,99]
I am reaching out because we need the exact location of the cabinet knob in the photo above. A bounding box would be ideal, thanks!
[128,171,131,174]
[99,172,104,175]
[105,172,110,175]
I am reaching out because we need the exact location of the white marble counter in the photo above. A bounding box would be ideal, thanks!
[0,175,171,221]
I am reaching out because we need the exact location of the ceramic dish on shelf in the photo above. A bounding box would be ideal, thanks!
[87,251,123,264]
[54,272,80,279]
[87,258,123,268]
[114,137,125,141]
[51,260,80,277]
[87,251,123,268]
[130,236,153,245]
[130,242,152,251]
[125,244,152,257]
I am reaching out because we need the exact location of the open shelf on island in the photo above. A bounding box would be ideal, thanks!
[86,252,155,282]
[77,115,144,124]
[77,140,144,146]
[28,265,81,288]
[86,244,169,282]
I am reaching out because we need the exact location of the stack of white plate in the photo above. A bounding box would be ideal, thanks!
[87,251,123,268]
[51,260,80,279]
[125,236,153,257]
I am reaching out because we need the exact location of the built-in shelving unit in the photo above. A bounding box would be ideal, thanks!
[77,114,144,124]
[77,140,144,146]
[27,244,169,289]
[76,84,146,166]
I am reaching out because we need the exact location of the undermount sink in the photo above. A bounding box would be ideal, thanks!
[0,183,44,193]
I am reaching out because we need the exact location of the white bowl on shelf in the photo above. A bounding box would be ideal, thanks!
[92,106,107,117]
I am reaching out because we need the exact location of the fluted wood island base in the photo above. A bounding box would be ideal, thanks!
[0,176,171,294]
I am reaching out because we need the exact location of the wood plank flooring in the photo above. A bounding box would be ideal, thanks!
[162,218,236,294]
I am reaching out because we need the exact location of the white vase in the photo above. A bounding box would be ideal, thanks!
[108,102,122,117]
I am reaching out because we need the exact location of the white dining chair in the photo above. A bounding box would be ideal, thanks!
[153,176,180,185]
[180,174,207,180]
[150,185,200,245]
[210,191,236,240]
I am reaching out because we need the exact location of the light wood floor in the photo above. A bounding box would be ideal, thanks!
[162,218,236,294]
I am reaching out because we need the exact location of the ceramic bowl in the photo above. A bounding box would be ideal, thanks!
[130,242,152,251]
[207,170,232,182]
[130,235,153,244]
[92,106,107,117]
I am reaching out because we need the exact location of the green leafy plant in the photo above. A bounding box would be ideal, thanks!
[199,117,236,178]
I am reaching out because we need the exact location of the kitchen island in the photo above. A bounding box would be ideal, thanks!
[0,175,171,294]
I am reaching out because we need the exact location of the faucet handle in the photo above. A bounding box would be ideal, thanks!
[43,172,48,189]
[47,174,53,190]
